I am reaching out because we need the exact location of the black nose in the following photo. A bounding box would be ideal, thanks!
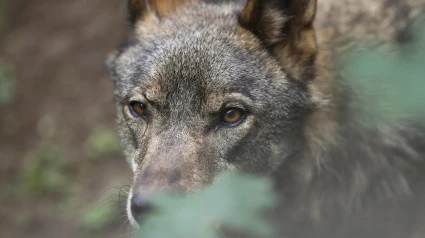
[130,193,153,223]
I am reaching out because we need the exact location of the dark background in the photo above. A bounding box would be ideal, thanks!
[0,1,133,237]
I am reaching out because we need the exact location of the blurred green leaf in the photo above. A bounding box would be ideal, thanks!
[85,127,121,158]
[342,20,425,123]
[22,142,69,195]
[0,59,16,104]
[136,172,277,238]
[80,183,127,231]
[80,203,119,231]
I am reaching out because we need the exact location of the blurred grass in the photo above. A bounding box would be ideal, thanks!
[0,0,7,31]
[0,59,16,105]
[0,1,14,104]
[81,205,119,232]
[84,126,122,159]
[19,122,121,195]
[79,186,123,232]
[17,116,126,231]
[21,142,69,195]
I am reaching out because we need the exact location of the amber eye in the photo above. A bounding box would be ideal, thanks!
[220,108,245,126]
[129,101,147,118]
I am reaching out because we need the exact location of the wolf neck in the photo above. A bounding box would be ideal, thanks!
[269,11,425,223]
[272,49,425,225]
[272,116,425,236]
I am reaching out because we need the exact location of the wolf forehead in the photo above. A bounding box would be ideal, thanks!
[109,27,294,104]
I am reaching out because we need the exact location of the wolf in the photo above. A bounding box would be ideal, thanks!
[107,0,425,237]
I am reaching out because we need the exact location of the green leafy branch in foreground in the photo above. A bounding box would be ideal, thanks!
[135,172,277,238]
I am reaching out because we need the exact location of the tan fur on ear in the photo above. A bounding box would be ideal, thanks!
[128,0,196,23]
[239,0,318,81]
[239,1,289,45]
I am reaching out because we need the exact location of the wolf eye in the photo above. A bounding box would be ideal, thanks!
[220,108,245,126]
[129,101,147,118]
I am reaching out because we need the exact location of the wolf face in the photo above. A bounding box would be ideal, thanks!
[107,0,318,225]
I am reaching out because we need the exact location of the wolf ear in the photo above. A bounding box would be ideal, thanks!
[239,0,318,80]
[128,0,192,24]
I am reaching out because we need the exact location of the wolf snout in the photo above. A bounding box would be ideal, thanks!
[130,192,154,223]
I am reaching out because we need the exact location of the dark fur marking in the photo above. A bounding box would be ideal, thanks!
[168,169,181,184]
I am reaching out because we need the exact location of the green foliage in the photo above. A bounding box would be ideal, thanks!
[80,183,131,231]
[0,0,7,31]
[0,59,16,104]
[22,142,69,195]
[136,172,277,238]
[85,127,121,159]
[80,200,120,231]
[342,20,425,123]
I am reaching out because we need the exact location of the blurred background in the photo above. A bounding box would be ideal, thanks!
[0,1,133,237]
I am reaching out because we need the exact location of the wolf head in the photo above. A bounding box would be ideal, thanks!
[107,0,319,225]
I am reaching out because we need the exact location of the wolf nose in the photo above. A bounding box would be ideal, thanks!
[130,193,153,223]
